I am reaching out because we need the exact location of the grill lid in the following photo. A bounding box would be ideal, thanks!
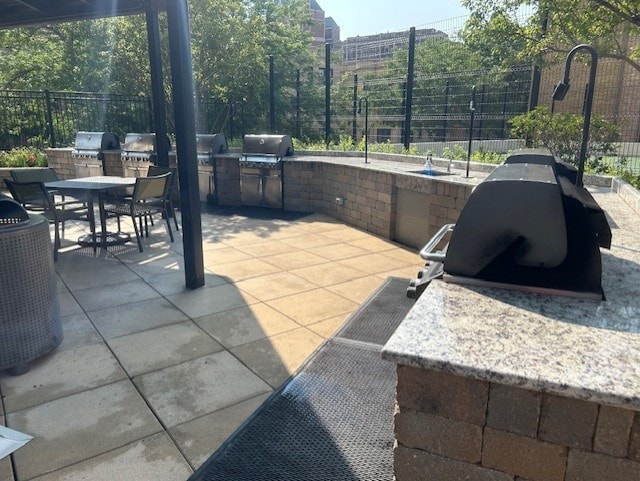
[122,133,159,153]
[72,131,120,153]
[196,133,228,155]
[242,134,294,157]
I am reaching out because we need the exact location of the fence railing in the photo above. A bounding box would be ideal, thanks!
[1,15,638,173]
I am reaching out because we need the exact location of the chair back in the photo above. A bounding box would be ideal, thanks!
[147,165,177,190]
[11,168,59,183]
[132,173,170,202]
[3,179,52,211]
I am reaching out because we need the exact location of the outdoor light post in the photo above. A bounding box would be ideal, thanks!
[358,96,369,164]
[552,44,598,187]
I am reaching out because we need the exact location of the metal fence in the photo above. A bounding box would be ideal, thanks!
[0,89,153,149]
[1,12,638,173]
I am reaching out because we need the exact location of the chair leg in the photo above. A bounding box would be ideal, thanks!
[170,200,179,230]
[132,214,143,252]
[164,207,174,243]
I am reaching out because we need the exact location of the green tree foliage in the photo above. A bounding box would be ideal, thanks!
[461,0,640,72]
[0,0,315,135]
[508,105,619,164]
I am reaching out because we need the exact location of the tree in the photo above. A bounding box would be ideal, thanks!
[461,0,640,72]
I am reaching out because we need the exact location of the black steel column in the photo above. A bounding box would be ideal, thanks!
[325,43,331,145]
[146,9,170,167]
[166,0,205,289]
[269,55,275,133]
[403,27,416,149]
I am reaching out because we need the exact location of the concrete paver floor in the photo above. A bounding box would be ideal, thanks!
[0,207,420,481]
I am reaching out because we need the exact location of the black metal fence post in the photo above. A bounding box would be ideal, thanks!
[44,89,56,148]
[325,43,331,146]
[403,27,416,150]
[477,84,485,139]
[269,55,275,133]
[467,85,476,178]
[295,69,301,139]
[352,73,358,141]
[442,81,450,142]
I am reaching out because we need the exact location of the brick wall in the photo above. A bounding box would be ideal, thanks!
[284,160,473,240]
[214,155,241,206]
[394,366,640,481]
[45,148,75,179]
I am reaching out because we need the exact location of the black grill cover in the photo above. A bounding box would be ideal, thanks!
[443,158,611,298]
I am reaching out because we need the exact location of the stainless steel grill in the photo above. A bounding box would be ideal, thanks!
[71,131,120,177]
[196,133,228,202]
[121,133,166,177]
[409,149,611,300]
[196,133,228,165]
[239,134,293,208]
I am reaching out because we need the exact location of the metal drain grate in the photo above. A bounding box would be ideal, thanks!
[190,340,396,481]
[335,277,414,346]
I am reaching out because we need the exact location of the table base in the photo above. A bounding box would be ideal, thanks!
[78,232,131,247]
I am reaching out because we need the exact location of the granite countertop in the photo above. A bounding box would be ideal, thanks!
[382,188,640,410]
[292,153,485,186]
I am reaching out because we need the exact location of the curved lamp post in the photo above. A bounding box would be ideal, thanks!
[551,44,598,187]
[358,96,369,164]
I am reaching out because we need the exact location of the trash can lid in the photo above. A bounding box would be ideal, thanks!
[0,196,29,228]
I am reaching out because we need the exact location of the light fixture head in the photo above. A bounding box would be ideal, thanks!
[552,81,570,101]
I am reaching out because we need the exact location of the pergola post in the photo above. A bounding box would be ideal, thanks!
[146,9,170,168]
[166,0,205,289]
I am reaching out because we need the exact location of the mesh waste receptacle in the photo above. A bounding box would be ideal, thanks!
[0,197,63,375]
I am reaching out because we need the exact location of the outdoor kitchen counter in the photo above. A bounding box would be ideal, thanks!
[382,187,640,410]
[382,187,640,481]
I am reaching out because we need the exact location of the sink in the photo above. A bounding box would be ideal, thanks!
[406,169,455,177]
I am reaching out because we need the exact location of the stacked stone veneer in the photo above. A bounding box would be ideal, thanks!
[284,160,473,239]
[215,155,242,206]
[395,366,640,481]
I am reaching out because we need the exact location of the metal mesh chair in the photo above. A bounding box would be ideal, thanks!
[147,165,179,231]
[3,179,89,261]
[104,172,174,252]
[11,167,81,206]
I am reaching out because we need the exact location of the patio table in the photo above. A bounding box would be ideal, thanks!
[45,176,136,249]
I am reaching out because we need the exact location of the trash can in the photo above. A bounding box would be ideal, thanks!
[0,197,63,375]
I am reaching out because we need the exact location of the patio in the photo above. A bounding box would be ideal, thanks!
[0,204,419,480]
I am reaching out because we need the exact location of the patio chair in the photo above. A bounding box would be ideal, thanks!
[103,172,174,252]
[11,167,81,206]
[3,179,89,261]
[147,165,179,231]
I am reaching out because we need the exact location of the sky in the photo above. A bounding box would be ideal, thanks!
[315,0,470,39]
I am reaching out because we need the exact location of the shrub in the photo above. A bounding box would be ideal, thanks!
[508,106,619,165]
[0,147,48,168]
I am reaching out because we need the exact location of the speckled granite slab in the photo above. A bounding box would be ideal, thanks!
[382,188,640,410]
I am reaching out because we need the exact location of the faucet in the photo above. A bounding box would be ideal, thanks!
[447,155,454,173]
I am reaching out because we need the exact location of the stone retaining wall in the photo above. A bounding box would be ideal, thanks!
[284,160,473,240]
[394,366,640,481]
